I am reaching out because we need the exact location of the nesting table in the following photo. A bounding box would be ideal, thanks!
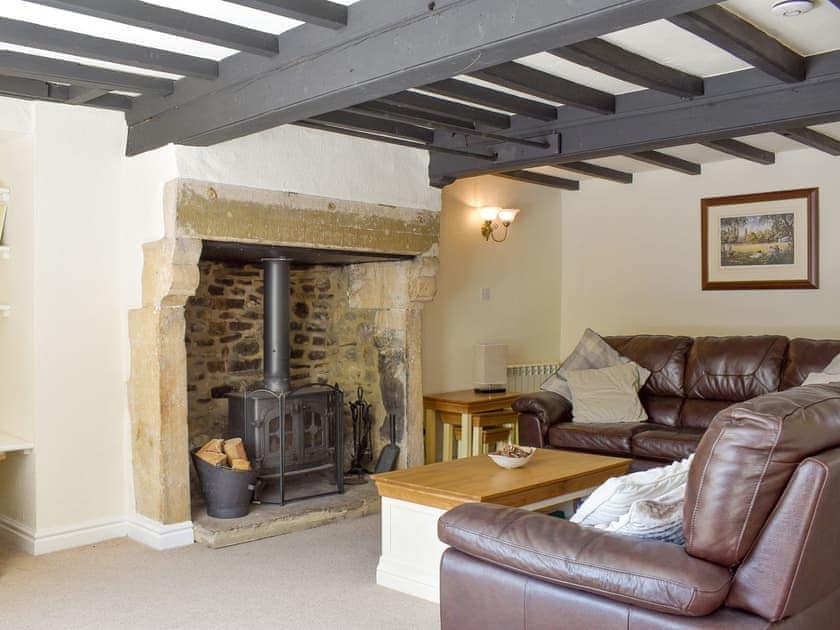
[423,389,521,463]
[372,449,631,602]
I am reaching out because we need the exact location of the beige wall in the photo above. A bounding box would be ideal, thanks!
[560,149,840,355]
[422,176,563,393]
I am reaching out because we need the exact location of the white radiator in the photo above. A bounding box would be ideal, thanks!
[507,362,560,394]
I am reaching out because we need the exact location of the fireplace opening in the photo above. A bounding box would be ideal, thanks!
[184,241,414,507]
[226,257,344,504]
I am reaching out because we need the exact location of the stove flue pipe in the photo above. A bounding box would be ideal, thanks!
[262,257,291,393]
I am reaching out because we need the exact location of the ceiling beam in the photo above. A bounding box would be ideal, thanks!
[0,17,218,80]
[421,78,558,122]
[224,0,348,29]
[0,50,174,95]
[124,0,719,155]
[701,138,775,164]
[552,161,633,184]
[778,128,840,155]
[349,104,549,149]
[470,62,615,114]
[0,74,132,110]
[496,170,580,190]
[626,150,701,175]
[311,110,434,144]
[356,101,475,130]
[379,91,511,129]
[24,0,279,57]
[669,5,805,83]
[294,121,497,161]
[829,0,840,9]
[66,86,108,104]
[550,38,703,97]
[427,50,840,184]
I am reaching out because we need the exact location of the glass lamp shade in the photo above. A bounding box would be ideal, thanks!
[498,208,520,224]
[479,206,501,221]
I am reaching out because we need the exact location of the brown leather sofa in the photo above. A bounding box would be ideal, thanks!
[438,383,840,628]
[514,335,840,467]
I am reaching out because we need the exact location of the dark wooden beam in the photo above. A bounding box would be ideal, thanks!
[0,74,132,110]
[356,101,475,130]
[623,153,700,177]
[294,121,497,161]
[626,150,701,175]
[470,62,615,114]
[669,5,805,83]
[25,0,279,57]
[550,38,703,97]
[125,0,718,155]
[350,105,550,149]
[427,50,840,184]
[66,86,108,104]
[0,17,218,80]
[552,161,632,183]
[496,170,580,190]
[311,110,434,144]
[829,0,840,9]
[0,50,173,95]
[224,0,348,29]
[701,138,775,164]
[421,78,558,122]
[778,128,840,155]
[380,92,511,129]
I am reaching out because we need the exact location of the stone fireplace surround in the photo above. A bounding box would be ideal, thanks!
[127,179,439,527]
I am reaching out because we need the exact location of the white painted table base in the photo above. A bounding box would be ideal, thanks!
[376,489,593,603]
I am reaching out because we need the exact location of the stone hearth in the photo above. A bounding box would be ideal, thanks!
[127,179,439,527]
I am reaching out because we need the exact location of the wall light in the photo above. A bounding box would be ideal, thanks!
[480,207,519,243]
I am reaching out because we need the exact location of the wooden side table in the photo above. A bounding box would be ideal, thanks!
[423,390,521,463]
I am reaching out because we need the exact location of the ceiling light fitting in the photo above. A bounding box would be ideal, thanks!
[770,1,814,17]
[479,207,520,243]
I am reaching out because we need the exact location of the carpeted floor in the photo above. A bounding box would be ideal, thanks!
[0,515,440,630]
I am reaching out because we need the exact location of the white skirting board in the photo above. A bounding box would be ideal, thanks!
[0,513,194,555]
[126,513,195,550]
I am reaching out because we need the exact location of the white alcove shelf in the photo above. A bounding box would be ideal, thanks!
[0,431,33,458]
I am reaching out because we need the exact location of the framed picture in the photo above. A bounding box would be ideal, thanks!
[701,188,818,290]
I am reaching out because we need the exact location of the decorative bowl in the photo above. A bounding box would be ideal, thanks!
[488,445,536,469]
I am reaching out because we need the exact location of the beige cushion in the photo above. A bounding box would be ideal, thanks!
[566,362,648,424]
[803,371,840,386]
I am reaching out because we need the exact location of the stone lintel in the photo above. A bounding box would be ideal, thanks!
[170,179,440,256]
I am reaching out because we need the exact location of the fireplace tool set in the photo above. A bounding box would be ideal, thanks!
[345,387,374,483]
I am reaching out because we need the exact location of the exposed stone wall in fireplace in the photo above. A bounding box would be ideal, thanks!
[185,259,414,501]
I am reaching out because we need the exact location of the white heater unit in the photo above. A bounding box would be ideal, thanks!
[474,344,508,393]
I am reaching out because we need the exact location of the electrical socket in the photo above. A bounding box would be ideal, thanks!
[480,287,491,301]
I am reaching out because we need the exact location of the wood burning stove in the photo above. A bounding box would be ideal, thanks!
[226,258,344,504]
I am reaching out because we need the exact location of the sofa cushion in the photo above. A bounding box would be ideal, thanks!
[548,422,653,455]
[781,338,840,389]
[571,455,692,527]
[632,428,704,462]
[679,399,733,430]
[685,335,787,402]
[684,383,840,567]
[607,335,693,398]
[566,363,647,424]
[640,394,684,428]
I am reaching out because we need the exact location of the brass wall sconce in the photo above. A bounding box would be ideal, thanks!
[479,207,520,243]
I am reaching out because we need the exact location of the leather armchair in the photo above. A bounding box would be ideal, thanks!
[439,384,840,629]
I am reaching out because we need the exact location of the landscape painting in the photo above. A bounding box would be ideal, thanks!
[701,188,818,290]
[719,212,794,267]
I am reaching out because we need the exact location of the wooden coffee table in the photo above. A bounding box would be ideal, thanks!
[372,449,631,602]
